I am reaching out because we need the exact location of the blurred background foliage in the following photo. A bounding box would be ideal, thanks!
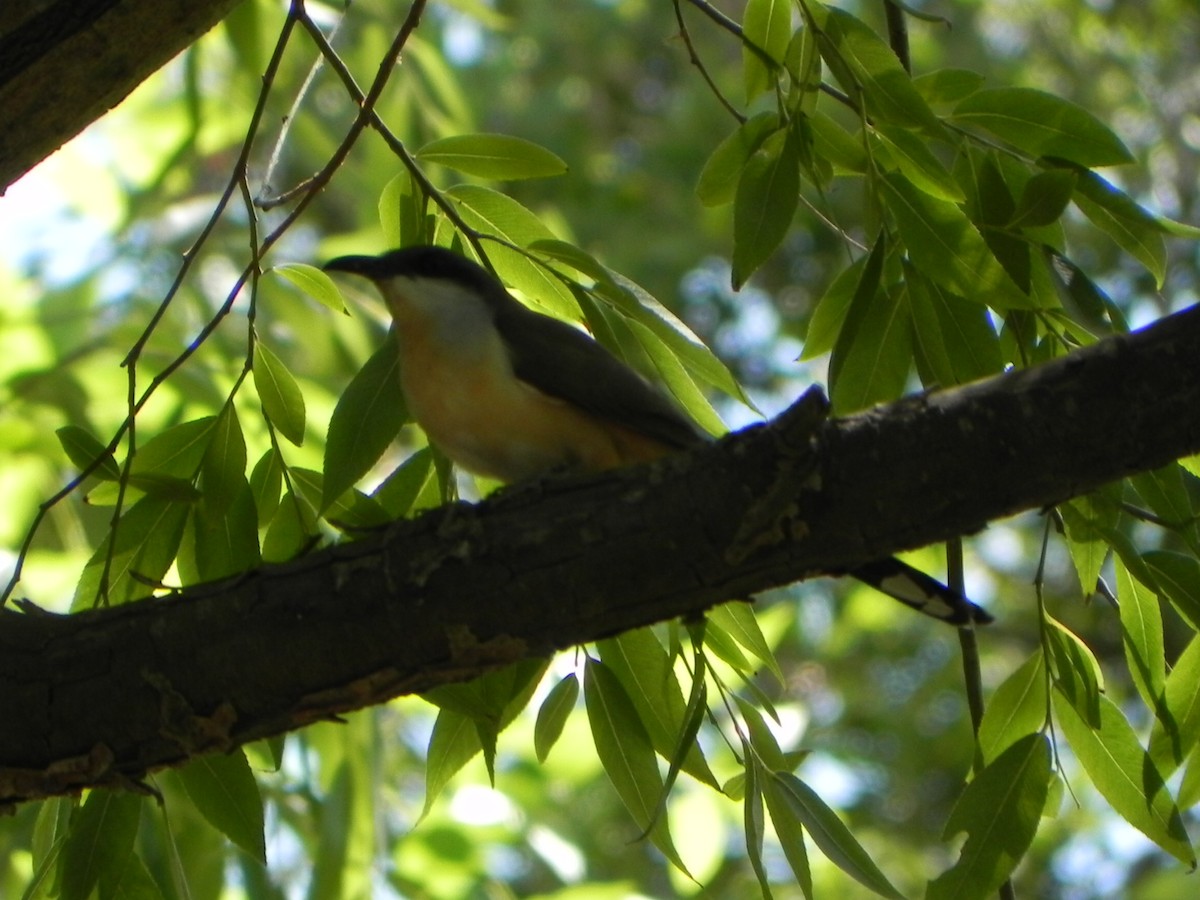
[1,0,1198,897]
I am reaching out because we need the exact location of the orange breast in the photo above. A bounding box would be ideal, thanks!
[393,318,674,482]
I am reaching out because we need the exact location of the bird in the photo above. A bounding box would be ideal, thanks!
[323,245,990,625]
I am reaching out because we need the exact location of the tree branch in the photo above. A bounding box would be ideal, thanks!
[2,304,1199,807]
[0,0,242,192]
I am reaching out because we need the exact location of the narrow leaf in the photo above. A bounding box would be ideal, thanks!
[322,339,407,510]
[766,772,904,899]
[733,127,800,288]
[929,734,1051,900]
[272,263,346,314]
[1115,557,1166,714]
[953,88,1134,167]
[1149,635,1200,775]
[253,341,306,446]
[1054,690,1194,865]
[57,425,120,480]
[417,133,567,180]
[534,673,580,762]
[977,652,1048,764]
[585,659,690,874]
[59,790,142,900]
[177,750,266,863]
[200,403,247,515]
[697,113,780,207]
[1073,170,1167,286]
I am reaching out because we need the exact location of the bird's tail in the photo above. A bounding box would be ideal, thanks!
[850,558,992,625]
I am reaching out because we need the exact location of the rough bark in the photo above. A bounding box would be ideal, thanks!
[1,303,1198,808]
[0,0,241,192]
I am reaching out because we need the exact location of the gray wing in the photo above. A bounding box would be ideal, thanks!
[496,302,706,451]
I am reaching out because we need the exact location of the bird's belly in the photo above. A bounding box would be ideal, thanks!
[398,333,643,482]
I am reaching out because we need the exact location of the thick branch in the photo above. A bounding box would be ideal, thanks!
[2,305,1199,806]
[0,0,240,192]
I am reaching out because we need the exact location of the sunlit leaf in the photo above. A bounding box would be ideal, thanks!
[192,479,261,581]
[882,172,1032,309]
[706,602,783,683]
[1054,690,1194,865]
[584,659,690,875]
[535,673,580,762]
[742,0,792,101]
[56,425,120,480]
[953,88,1134,167]
[977,652,1047,764]
[445,184,581,319]
[1149,635,1200,775]
[1115,557,1166,713]
[253,341,306,446]
[930,734,1051,900]
[766,772,904,899]
[1045,616,1103,726]
[598,630,718,788]
[417,133,567,180]
[874,125,963,202]
[743,755,774,900]
[1008,169,1076,228]
[1072,170,1167,286]
[813,6,941,131]
[913,68,985,106]
[1142,550,1200,629]
[272,263,346,314]
[697,114,780,207]
[73,495,190,607]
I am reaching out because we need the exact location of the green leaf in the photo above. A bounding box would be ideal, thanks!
[706,602,783,683]
[828,236,913,413]
[802,256,864,360]
[1045,616,1103,726]
[953,87,1134,167]
[253,341,306,446]
[1054,690,1194,865]
[249,448,283,527]
[534,673,579,763]
[912,68,985,106]
[977,652,1047,764]
[584,659,690,875]
[907,269,1004,387]
[813,6,941,131]
[622,318,724,437]
[874,125,963,202]
[421,709,481,819]
[192,479,261,581]
[765,772,904,899]
[1009,169,1077,228]
[1149,635,1200,776]
[732,127,800,288]
[1143,550,1200,629]
[1115,557,1166,714]
[445,184,581,320]
[1059,494,1117,596]
[59,790,142,900]
[598,630,718,788]
[742,0,792,100]
[373,448,437,518]
[592,272,751,408]
[73,495,190,607]
[99,851,163,900]
[56,425,120,480]
[132,417,215,478]
[261,490,317,563]
[379,170,428,247]
[1073,170,1167,286]
[322,339,407,510]
[200,404,247,515]
[272,263,346,314]
[743,756,774,900]
[697,113,780,207]
[929,734,1051,900]
[176,750,266,863]
[808,110,868,174]
[882,172,1031,309]
[762,769,814,898]
[417,133,567,180]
